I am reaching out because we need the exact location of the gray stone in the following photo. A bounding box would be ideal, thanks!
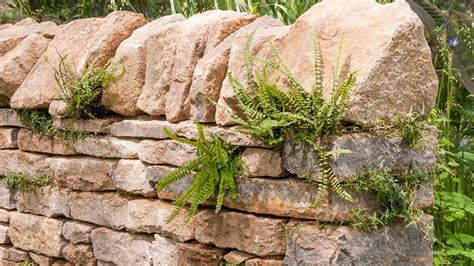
[0,150,52,176]
[16,186,70,217]
[112,159,155,196]
[74,136,140,159]
[0,224,10,244]
[17,129,76,155]
[0,109,22,127]
[53,118,119,133]
[138,140,196,166]
[62,221,97,244]
[0,128,18,149]
[0,183,16,210]
[0,245,29,262]
[242,148,287,177]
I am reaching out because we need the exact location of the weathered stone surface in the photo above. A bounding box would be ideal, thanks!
[0,20,56,57]
[0,34,51,101]
[138,140,196,166]
[46,156,117,191]
[215,24,289,125]
[0,109,22,127]
[75,136,140,159]
[166,11,255,122]
[0,245,29,262]
[126,199,195,242]
[246,258,284,266]
[280,0,437,123]
[224,250,255,264]
[91,227,154,265]
[10,12,145,109]
[0,209,10,223]
[30,252,55,265]
[145,165,192,200]
[195,210,286,256]
[53,118,119,133]
[412,180,434,209]
[17,129,76,155]
[68,192,128,230]
[62,221,97,244]
[149,234,179,265]
[0,183,16,210]
[110,119,171,139]
[112,160,154,196]
[62,243,96,264]
[0,224,10,244]
[16,186,70,217]
[0,150,51,176]
[9,212,67,257]
[283,131,437,181]
[242,148,287,177]
[189,16,278,122]
[284,215,433,265]
[102,14,185,117]
[0,127,18,149]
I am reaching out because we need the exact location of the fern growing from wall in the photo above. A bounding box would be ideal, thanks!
[155,121,243,223]
[229,32,356,206]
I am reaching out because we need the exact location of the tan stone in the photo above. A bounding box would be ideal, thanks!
[245,258,284,266]
[91,227,154,265]
[150,234,179,265]
[0,245,29,262]
[126,199,195,242]
[215,25,289,125]
[68,192,128,230]
[195,210,287,256]
[62,221,96,244]
[166,11,255,122]
[0,183,16,210]
[62,243,96,264]
[0,20,56,57]
[242,148,287,177]
[16,186,70,217]
[0,150,51,176]
[0,34,51,101]
[9,212,67,257]
[188,16,278,122]
[224,250,255,264]
[46,156,117,191]
[102,14,185,117]
[0,127,18,149]
[0,109,22,127]
[30,252,55,265]
[112,159,154,196]
[0,259,16,265]
[53,117,119,133]
[17,129,76,155]
[284,215,433,265]
[10,12,145,109]
[15,17,37,26]
[0,224,10,244]
[74,136,140,159]
[0,209,10,223]
[138,140,196,166]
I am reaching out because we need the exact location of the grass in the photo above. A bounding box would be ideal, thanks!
[3,172,51,191]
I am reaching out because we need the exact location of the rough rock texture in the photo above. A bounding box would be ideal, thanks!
[283,130,437,181]
[126,199,195,242]
[0,20,56,57]
[91,227,154,265]
[138,140,196,166]
[246,258,284,266]
[242,148,287,177]
[46,157,117,191]
[195,210,287,256]
[0,150,52,176]
[10,11,145,109]
[284,215,433,265]
[9,212,67,257]
[188,16,278,122]
[16,186,70,217]
[0,127,18,149]
[215,24,289,125]
[0,209,10,223]
[17,129,76,155]
[75,136,140,159]
[53,118,119,133]
[0,34,51,101]
[68,192,128,230]
[0,109,22,127]
[224,250,256,264]
[0,183,16,210]
[62,221,96,244]
[0,245,29,262]
[0,224,10,244]
[102,14,185,117]
[30,252,56,265]
[276,0,438,123]
[62,243,96,264]
[112,159,154,196]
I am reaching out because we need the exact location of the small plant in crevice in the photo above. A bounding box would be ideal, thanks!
[155,121,243,223]
[3,172,51,192]
[346,170,429,231]
[46,53,121,120]
[229,32,356,206]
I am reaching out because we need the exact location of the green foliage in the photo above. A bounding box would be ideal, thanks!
[47,54,120,120]
[15,108,55,135]
[230,33,355,206]
[348,170,428,230]
[4,172,51,191]
[155,122,243,223]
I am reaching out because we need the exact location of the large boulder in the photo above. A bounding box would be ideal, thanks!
[10,11,146,109]
[101,14,185,117]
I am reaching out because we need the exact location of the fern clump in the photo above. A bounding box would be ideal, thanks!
[155,122,243,223]
[229,32,356,206]
[4,172,51,192]
[47,54,121,120]
[15,109,56,136]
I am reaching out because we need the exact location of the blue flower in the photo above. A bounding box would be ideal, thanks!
[447,37,458,47]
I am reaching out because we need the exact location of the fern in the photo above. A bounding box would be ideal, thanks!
[155,121,243,223]
[229,33,356,207]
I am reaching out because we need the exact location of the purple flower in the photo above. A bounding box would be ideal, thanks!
[447,37,458,47]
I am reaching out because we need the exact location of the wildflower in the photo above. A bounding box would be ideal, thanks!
[447,37,458,47]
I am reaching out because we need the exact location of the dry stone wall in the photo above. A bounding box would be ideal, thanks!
[0,0,438,265]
